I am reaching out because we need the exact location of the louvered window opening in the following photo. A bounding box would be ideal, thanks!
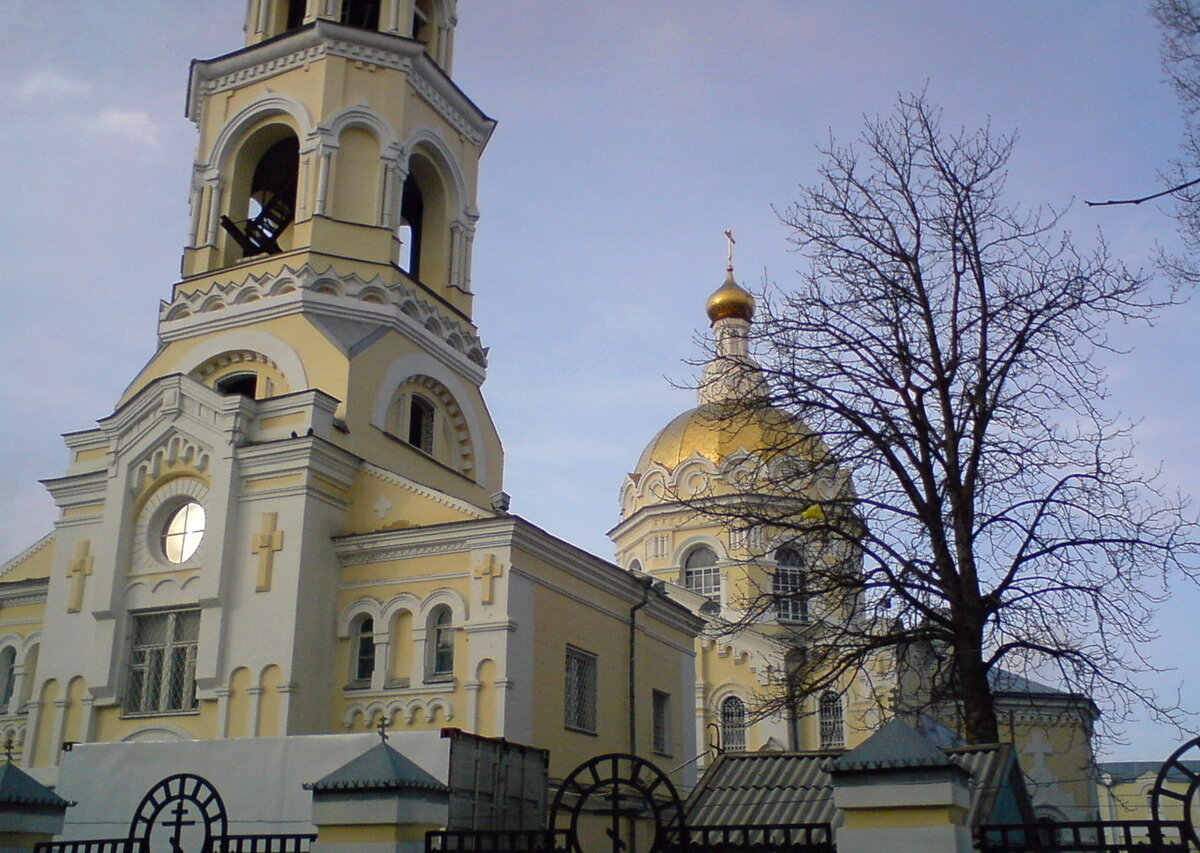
[819,692,844,749]
[721,696,746,751]
[127,610,199,714]
[564,646,597,733]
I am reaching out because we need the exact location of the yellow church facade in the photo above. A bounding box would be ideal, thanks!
[0,0,704,804]
[0,0,1109,835]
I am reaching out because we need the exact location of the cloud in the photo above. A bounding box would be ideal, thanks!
[90,109,162,152]
[15,70,90,103]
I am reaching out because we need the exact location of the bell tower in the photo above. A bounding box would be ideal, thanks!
[183,0,484,315]
[117,0,501,507]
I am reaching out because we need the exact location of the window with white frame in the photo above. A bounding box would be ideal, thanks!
[819,691,844,749]
[126,609,199,714]
[427,606,454,681]
[720,695,747,751]
[652,690,671,755]
[684,547,721,603]
[352,616,375,685]
[564,646,597,733]
[774,547,808,622]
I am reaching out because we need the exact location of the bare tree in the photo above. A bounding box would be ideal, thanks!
[694,94,1196,745]
[1152,0,1200,285]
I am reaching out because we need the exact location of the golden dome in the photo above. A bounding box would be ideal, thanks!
[705,270,755,323]
[634,403,805,475]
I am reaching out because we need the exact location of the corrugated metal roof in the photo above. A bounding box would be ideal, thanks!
[686,742,1023,829]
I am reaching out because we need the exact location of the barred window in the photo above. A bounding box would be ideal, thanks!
[721,695,746,751]
[774,548,808,622]
[564,646,597,733]
[652,690,671,755]
[819,692,844,749]
[684,547,721,603]
[126,610,199,714]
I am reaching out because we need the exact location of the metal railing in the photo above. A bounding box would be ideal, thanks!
[978,820,1191,852]
[35,833,316,853]
[426,828,571,853]
[665,823,836,853]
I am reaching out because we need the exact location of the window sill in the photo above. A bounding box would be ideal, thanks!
[344,681,372,691]
[384,677,410,690]
[564,724,598,737]
[121,708,200,719]
[423,674,454,685]
[654,749,673,758]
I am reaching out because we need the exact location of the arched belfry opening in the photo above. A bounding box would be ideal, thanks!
[395,150,452,287]
[221,126,300,263]
[411,0,452,67]
[284,0,306,31]
[397,174,424,279]
[340,0,381,30]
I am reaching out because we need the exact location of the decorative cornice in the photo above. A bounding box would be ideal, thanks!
[0,533,55,580]
[188,22,494,148]
[363,461,490,520]
[162,263,487,378]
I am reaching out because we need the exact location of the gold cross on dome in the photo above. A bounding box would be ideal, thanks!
[474,554,502,604]
[252,512,284,592]
[724,229,736,271]
[67,539,94,614]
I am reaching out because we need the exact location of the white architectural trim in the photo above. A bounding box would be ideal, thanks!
[205,93,315,174]
[172,329,309,392]
[324,104,401,152]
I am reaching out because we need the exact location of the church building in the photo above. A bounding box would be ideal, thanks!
[0,0,1101,834]
[0,0,703,806]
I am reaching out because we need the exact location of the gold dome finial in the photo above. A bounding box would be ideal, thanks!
[706,230,755,323]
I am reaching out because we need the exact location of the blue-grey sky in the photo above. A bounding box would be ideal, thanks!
[0,2,1194,759]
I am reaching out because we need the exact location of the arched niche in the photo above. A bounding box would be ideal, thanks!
[173,329,308,397]
[331,125,382,225]
[384,374,475,478]
[189,349,292,401]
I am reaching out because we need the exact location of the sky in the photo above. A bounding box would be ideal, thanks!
[0,1,1195,760]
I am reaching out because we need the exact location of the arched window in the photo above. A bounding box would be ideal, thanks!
[0,648,15,709]
[427,606,454,680]
[720,695,746,751]
[352,617,375,684]
[216,372,258,399]
[774,547,808,622]
[408,394,435,454]
[819,691,844,749]
[340,0,381,29]
[684,547,721,603]
[628,559,643,573]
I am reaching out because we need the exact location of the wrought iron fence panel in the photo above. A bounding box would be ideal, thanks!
[34,840,143,853]
[665,823,836,853]
[212,833,317,853]
[426,828,572,853]
[978,819,1190,853]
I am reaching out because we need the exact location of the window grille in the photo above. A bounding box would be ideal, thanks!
[127,610,199,714]
[720,696,746,751]
[774,548,808,622]
[684,547,721,603]
[652,690,671,754]
[819,692,844,749]
[564,646,597,733]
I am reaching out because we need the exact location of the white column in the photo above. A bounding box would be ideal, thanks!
[205,179,225,246]
[247,685,264,737]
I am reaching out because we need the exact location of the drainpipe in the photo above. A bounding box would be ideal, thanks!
[629,575,653,753]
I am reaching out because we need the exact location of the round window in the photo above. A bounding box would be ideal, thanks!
[162,501,205,564]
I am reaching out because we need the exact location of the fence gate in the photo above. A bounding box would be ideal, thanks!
[33,772,315,853]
